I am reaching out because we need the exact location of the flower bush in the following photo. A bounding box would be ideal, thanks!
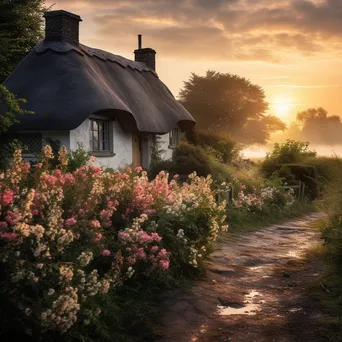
[233,184,295,211]
[0,146,227,338]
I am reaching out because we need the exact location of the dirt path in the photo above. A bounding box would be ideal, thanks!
[158,213,327,342]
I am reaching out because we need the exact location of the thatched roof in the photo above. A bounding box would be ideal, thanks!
[2,40,195,134]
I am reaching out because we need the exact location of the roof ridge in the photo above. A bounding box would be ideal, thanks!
[34,40,158,76]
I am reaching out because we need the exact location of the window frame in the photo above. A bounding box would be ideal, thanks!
[169,127,181,148]
[89,118,115,156]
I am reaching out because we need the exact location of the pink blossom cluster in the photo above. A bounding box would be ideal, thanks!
[0,147,227,334]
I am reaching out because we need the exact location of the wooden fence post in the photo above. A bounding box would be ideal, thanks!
[301,182,306,201]
[297,181,302,200]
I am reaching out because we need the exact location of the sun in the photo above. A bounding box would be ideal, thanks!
[271,97,293,119]
[275,103,291,116]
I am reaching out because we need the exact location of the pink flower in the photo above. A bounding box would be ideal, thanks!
[34,163,42,169]
[102,249,111,256]
[157,249,169,259]
[90,220,101,228]
[143,209,156,216]
[151,246,159,253]
[135,166,143,173]
[23,163,30,172]
[90,156,96,163]
[241,185,246,190]
[32,209,39,216]
[0,221,8,229]
[65,217,77,227]
[159,260,169,270]
[151,232,162,243]
[93,233,103,242]
[1,189,15,206]
[0,232,17,241]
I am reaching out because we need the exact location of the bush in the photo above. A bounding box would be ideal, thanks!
[0,146,227,341]
[67,142,90,172]
[261,140,316,176]
[149,142,213,180]
[186,129,240,163]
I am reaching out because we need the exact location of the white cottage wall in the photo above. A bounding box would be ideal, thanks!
[157,133,173,161]
[70,118,132,170]
[43,131,70,149]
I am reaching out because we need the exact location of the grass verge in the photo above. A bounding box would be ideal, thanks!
[306,219,342,342]
[225,201,314,234]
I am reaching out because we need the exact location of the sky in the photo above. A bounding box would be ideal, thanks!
[45,0,342,124]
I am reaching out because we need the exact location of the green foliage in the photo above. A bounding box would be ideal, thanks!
[67,143,90,172]
[264,140,316,167]
[172,142,212,177]
[149,142,213,179]
[261,140,317,185]
[0,138,27,170]
[0,0,46,82]
[0,85,33,133]
[179,70,285,144]
[311,163,342,341]
[186,129,240,163]
[300,157,342,184]
[150,135,166,167]
[226,201,314,233]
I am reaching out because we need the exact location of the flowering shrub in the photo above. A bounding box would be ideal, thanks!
[233,184,295,211]
[0,146,227,338]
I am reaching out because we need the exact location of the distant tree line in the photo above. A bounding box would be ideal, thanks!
[284,107,342,146]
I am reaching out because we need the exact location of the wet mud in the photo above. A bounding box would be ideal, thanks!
[158,213,326,342]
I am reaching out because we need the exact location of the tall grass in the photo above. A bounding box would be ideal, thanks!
[309,157,342,341]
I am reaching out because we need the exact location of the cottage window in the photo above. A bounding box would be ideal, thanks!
[90,120,113,153]
[169,128,181,147]
[0,133,43,156]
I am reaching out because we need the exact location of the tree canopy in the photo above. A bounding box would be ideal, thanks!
[179,70,286,145]
[0,0,46,82]
[0,85,33,134]
[296,107,342,145]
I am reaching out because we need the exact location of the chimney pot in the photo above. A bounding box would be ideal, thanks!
[138,34,142,49]
[134,35,156,71]
[44,10,82,45]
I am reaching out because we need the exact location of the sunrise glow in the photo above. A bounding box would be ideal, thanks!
[270,97,294,120]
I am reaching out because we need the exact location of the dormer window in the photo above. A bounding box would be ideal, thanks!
[169,128,181,148]
[89,119,113,153]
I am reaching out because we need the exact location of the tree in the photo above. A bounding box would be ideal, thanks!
[0,85,33,134]
[0,0,46,82]
[179,70,285,145]
[296,107,342,145]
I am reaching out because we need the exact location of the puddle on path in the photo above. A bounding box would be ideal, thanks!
[217,290,264,316]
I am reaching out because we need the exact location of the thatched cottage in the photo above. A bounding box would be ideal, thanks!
[2,10,195,169]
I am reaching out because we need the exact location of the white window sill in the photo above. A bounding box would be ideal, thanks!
[89,151,116,157]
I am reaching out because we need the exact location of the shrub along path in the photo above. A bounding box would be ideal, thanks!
[158,213,327,342]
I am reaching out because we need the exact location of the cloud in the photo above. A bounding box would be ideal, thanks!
[47,0,342,62]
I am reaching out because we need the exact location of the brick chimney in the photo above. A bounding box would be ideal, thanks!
[44,10,82,45]
[134,34,156,71]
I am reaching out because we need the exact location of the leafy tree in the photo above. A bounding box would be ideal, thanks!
[264,139,317,165]
[179,70,285,144]
[296,107,342,145]
[0,0,46,82]
[0,85,33,133]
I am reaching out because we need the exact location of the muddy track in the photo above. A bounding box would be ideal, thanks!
[158,213,327,342]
